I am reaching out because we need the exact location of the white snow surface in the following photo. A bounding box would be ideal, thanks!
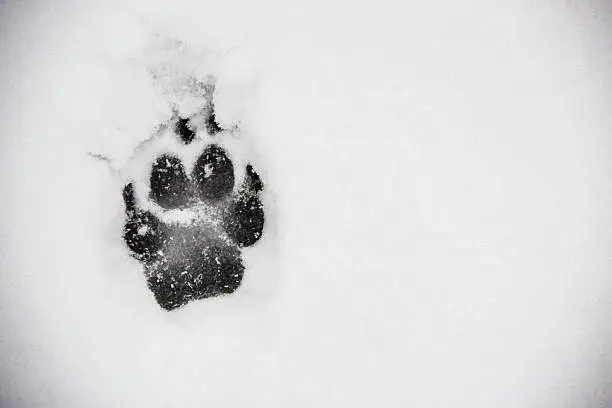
[1,0,612,407]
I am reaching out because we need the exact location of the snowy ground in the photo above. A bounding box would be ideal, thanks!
[1,0,612,407]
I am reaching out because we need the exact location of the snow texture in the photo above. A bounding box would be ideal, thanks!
[1,0,612,407]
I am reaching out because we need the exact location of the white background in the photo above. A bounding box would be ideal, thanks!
[1,0,612,407]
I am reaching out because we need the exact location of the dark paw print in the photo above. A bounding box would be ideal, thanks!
[122,109,265,311]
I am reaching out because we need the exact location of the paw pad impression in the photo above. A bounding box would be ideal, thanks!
[122,99,265,311]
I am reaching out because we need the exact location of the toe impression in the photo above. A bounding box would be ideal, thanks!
[192,144,235,201]
[123,183,166,262]
[150,155,191,209]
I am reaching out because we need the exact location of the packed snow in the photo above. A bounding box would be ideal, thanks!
[1,0,612,407]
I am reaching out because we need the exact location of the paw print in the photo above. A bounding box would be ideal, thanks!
[122,89,265,311]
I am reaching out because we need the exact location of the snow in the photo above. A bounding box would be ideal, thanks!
[1,0,612,407]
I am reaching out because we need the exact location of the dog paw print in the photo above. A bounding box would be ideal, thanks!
[122,92,265,311]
